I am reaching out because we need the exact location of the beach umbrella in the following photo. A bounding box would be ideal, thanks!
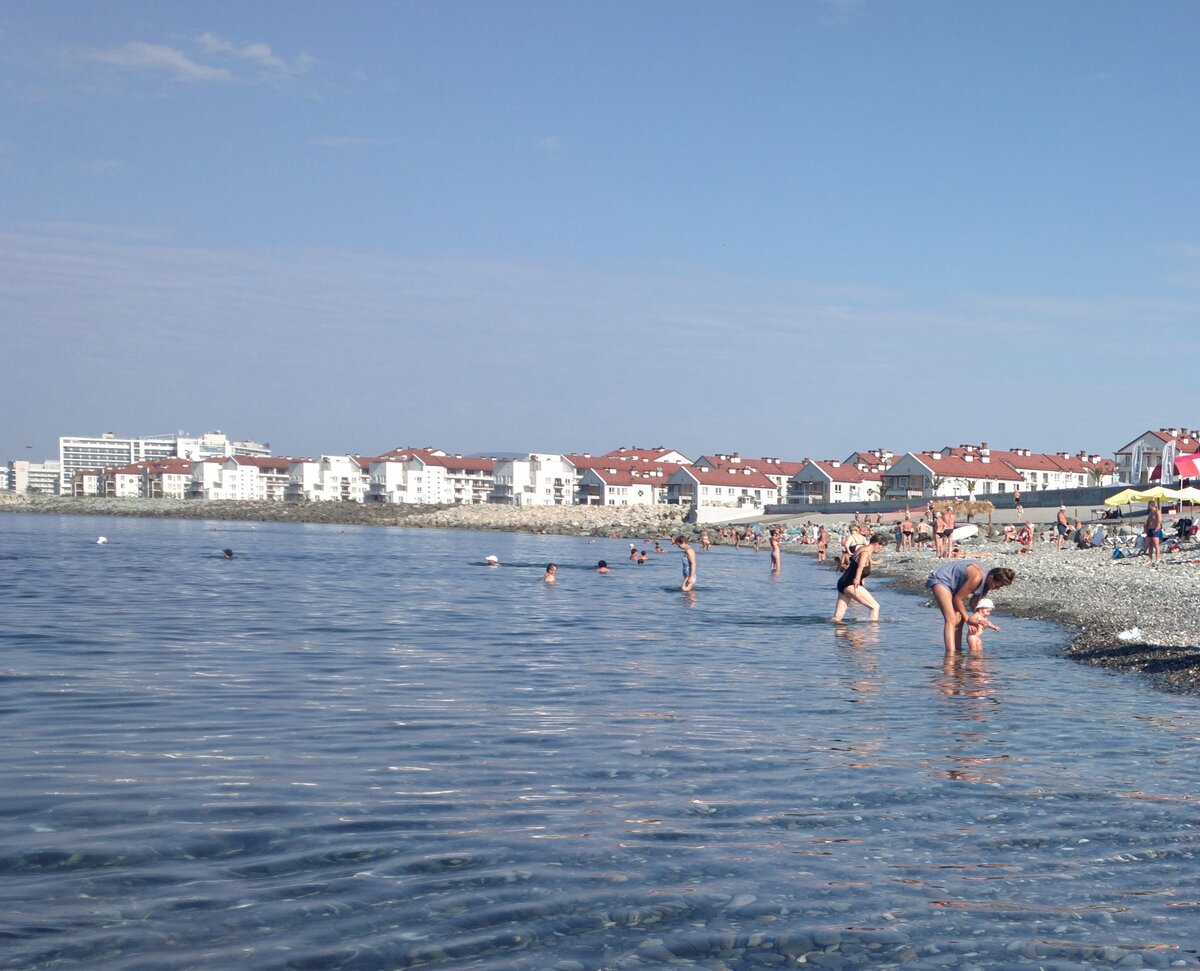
[1174,486,1200,504]
[1131,486,1183,503]
[1103,488,1140,507]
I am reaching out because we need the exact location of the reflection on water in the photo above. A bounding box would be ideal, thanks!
[2,514,1200,970]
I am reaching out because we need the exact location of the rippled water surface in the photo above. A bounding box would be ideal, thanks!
[2,514,1200,971]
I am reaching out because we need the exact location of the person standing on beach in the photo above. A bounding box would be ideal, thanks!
[831,532,890,622]
[816,525,828,562]
[933,508,947,557]
[1014,489,1023,518]
[942,504,957,556]
[1146,501,1163,566]
[925,562,1016,654]
[900,511,914,550]
[769,528,781,575]
[1056,504,1070,550]
[675,535,697,592]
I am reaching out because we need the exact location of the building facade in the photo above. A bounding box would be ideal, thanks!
[1115,428,1199,484]
[59,431,268,493]
[8,460,61,495]
[490,453,577,506]
[577,465,676,505]
[285,456,370,502]
[787,460,883,504]
[666,464,777,512]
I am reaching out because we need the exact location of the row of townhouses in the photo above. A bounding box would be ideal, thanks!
[6,428,1198,517]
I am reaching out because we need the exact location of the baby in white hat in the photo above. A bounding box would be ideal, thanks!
[966,597,1000,652]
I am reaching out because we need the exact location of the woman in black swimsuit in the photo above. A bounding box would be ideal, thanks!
[831,532,889,622]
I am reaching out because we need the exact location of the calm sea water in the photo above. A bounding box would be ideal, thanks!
[2,514,1199,971]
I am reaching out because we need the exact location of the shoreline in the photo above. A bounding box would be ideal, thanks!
[784,535,1200,696]
[5,496,1199,695]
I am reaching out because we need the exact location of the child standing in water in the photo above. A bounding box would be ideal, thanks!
[965,598,1001,652]
[675,535,697,592]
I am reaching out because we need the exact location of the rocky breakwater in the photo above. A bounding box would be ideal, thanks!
[0,495,689,538]
[790,531,1200,694]
[401,502,688,537]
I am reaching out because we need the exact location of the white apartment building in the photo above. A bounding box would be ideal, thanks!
[368,448,494,505]
[944,444,1116,492]
[191,457,290,501]
[577,465,676,505]
[72,470,103,496]
[697,454,804,506]
[144,460,194,499]
[1115,428,1199,484]
[490,453,577,506]
[666,464,777,511]
[286,456,370,502]
[59,431,269,493]
[0,466,10,491]
[882,452,1024,499]
[787,460,883,504]
[105,463,146,498]
[8,460,61,495]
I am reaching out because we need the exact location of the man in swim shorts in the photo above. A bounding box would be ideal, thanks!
[1146,501,1163,566]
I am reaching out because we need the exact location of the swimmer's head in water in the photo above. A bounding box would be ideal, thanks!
[223,548,234,558]
[598,560,608,568]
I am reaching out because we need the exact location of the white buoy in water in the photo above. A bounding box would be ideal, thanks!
[96,536,108,544]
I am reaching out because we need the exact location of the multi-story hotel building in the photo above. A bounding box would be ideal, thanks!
[7,460,62,495]
[58,431,269,493]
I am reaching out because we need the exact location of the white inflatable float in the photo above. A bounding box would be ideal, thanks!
[950,523,978,542]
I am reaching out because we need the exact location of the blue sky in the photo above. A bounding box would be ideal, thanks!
[3,0,1198,465]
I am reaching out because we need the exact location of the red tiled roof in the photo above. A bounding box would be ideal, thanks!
[914,452,1024,481]
[801,460,883,484]
[232,456,290,472]
[381,448,493,473]
[696,455,805,477]
[583,463,682,486]
[602,447,691,464]
[676,465,777,489]
[149,459,193,474]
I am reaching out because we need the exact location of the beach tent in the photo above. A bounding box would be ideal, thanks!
[1175,486,1200,503]
[1104,488,1141,507]
[1175,453,1200,479]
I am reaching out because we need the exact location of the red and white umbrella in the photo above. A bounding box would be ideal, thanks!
[1175,452,1200,479]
